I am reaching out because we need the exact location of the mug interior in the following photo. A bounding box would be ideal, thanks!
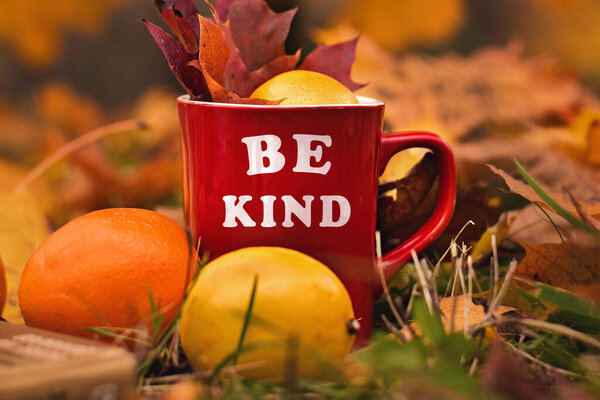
[176,94,384,108]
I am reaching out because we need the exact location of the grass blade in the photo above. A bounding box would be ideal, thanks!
[514,158,598,235]
[147,286,164,337]
[531,281,600,320]
[233,274,259,366]
[210,275,259,381]
[84,327,151,346]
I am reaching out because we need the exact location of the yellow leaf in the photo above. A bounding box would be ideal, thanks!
[0,190,50,323]
[401,295,514,340]
[471,213,514,262]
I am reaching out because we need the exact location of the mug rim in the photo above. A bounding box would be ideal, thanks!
[177,94,384,109]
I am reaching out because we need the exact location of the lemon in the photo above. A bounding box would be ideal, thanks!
[179,247,358,380]
[249,70,359,105]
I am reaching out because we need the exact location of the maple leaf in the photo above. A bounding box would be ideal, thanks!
[191,14,281,104]
[516,240,600,303]
[211,0,300,98]
[154,0,200,53]
[197,15,230,83]
[226,0,296,72]
[299,38,366,92]
[143,20,207,98]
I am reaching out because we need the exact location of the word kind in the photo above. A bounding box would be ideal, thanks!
[223,134,350,228]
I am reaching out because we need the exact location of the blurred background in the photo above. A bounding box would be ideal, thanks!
[1,0,600,227]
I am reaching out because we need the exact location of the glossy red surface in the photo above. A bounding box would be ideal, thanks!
[177,96,456,345]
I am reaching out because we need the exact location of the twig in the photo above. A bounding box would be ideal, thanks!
[466,256,473,336]
[143,361,265,385]
[375,231,408,329]
[433,220,475,282]
[491,234,499,300]
[412,250,434,313]
[502,340,580,378]
[499,317,600,350]
[444,242,459,297]
[381,314,407,342]
[487,259,518,315]
[568,191,600,232]
[406,285,419,317]
[466,254,483,294]
[14,119,145,193]
[468,358,479,376]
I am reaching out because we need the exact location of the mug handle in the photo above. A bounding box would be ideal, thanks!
[375,131,457,290]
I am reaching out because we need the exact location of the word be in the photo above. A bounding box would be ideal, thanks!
[242,134,331,175]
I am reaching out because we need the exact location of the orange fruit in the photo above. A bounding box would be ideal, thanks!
[179,247,357,380]
[250,70,359,105]
[19,208,192,339]
[0,257,6,316]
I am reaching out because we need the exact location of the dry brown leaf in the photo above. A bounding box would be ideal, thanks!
[377,153,439,251]
[36,83,105,137]
[429,159,516,254]
[319,38,596,143]
[516,240,600,302]
[482,343,599,400]
[486,162,600,227]
[584,120,600,166]
[401,295,515,340]
[0,190,50,323]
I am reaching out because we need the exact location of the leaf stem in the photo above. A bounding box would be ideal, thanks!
[14,119,145,193]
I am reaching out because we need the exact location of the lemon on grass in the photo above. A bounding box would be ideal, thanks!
[250,70,359,105]
[179,247,358,380]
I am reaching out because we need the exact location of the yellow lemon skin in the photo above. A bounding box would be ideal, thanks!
[249,70,359,105]
[179,247,356,380]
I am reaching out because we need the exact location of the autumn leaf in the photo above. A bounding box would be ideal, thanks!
[378,152,439,251]
[482,342,600,399]
[470,213,514,262]
[197,15,230,83]
[487,162,600,229]
[516,240,600,302]
[154,0,200,53]
[429,160,521,254]
[214,1,300,98]
[143,20,207,98]
[324,40,593,143]
[401,295,515,340]
[226,0,296,72]
[299,38,365,92]
[147,0,363,102]
[0,190,50,323]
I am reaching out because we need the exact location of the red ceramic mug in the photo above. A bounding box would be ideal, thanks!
[177,95,456,345]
